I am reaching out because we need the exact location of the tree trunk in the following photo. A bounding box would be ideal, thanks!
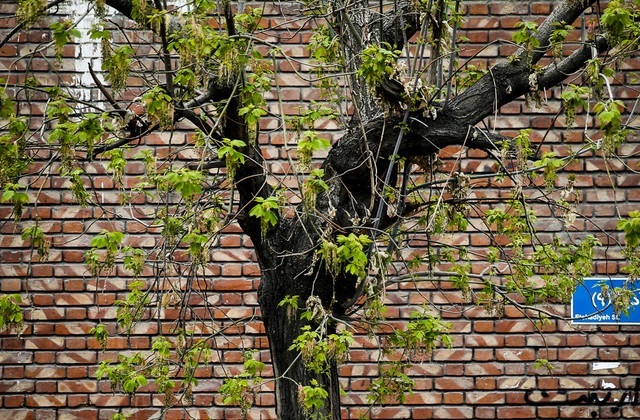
[253,223,344,420]
[246,109,501,417]
[259,270,342,420]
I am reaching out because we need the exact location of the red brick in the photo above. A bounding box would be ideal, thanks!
[411,407,434,419]
[435,377,473,390]
[26,394,66,407]
[443,392,464,405]
[473,321,494,333]
[2,366,24,379]
[466,4,489,15]
[475,378,496,390]
[558,348,597,361]
[474,407,496,419]
[3,395,26,408]
[0,409,33,419]
[497,406,536,418]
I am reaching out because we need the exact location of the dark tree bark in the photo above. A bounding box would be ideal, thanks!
[255,234,344,420]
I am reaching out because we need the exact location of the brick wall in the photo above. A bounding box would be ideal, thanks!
[1,1,640,419]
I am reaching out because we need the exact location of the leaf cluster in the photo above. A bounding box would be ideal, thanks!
[219,350,265,419]
[357,43,401,88]
[249,196,280,237]
[50,20,80,62]
[0,294,23,333]
[21,224,50,262]
[85,230,125,276]
[298,379,330,419]
[618,211,640,248]
[289,326,354,374]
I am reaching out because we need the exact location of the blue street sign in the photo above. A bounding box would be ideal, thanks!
[571,278,640,324]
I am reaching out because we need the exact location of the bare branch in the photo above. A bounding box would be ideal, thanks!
[527,0,598,65]
[88,62,122,111]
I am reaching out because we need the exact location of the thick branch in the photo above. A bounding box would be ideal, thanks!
[448,0,604,125]
[174,107,219,138]
[527,0,597,64]
[446,34,609,127]
[304,0,609,313]
[183,75,235,109]
[539,35,610,88]
[105,0,181,33]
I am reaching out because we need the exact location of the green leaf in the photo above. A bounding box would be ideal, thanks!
[0,294,23,332]
[103,46,134,92]
[163,168,204,201]
[217,138,246,181]
[249,196,280,236]
[357,43,401,87]
[618,211,640,248]
[49,20,79,60]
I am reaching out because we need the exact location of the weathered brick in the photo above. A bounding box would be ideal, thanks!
[88,394,131,407]
[57,409,99,419]
[464,363,504,376]
[431,406,474,419]
[0,379,34,393]
[435,377,473,390]
[495,320,535,333]
[24,337,64,350]
[466,391,505,404]
[497,376,536,390]
[433,348,473,362]
[621,348,640,360]
[559,347,598,361]
[0,410,34,420]
[58,380,98,393]
[56,351,97,365]
[404,392,442,405]
[0,352,32,364]
[464,335,504,347]
[496,348,536,361]
[25,366,65,379]
[26,394,66,407]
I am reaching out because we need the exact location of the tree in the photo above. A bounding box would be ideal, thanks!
[1,0,639,419]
